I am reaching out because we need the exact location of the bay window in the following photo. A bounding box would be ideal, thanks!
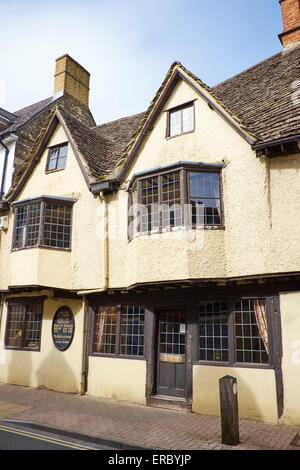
[12,196,74,250]
[128,163,223,238]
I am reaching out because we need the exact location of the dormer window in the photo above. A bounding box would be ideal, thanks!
[46,143,68,172]
[167,102,195,138]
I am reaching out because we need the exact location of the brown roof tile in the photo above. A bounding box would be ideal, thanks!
[212,45,300,143]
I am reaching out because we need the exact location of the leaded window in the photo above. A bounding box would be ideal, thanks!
[12,197,73,250]
[198,298,269,365]
[128,164,223,238]
[92,305,145,357]
[5,301,43,350]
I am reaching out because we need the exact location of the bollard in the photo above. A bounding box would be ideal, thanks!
[219,375,239,446]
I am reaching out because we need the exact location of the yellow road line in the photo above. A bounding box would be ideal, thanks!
[0,424,98,450]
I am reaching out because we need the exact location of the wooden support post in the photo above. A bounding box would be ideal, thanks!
[219,375,239,446]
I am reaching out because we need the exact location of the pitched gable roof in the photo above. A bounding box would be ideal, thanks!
[212,45,300,144]
[6,106,111,201]
[111,61,256,183]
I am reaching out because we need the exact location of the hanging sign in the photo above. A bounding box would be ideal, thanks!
[52,306,75,351]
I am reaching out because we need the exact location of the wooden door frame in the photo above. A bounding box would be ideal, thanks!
[145,307,194,405]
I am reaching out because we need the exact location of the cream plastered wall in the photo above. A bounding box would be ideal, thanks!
[87,356,147,405]
[193,365,278,423]
[279,291,300,425]
[267,156,300,273]
[0,291,84,393]
[106,77,273,288]
[0,123,105,292]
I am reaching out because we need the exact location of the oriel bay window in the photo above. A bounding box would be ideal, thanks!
[198,298,270,366]
[5,299,44,350]
[12,196,74,250]
[92,305,145,357]
[128,163,223,238]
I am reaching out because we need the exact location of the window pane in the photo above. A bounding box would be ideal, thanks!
[26,203,41,247]
[48,148,59,171]
[182,105,194,133]
[161,171,182,228]
[140,177,159,231]
[169,104,194,137]
[160,312,186,355]
[14,206,28,249]
[43,203,72,248]
[120,306,145,356]
[199,302,229,362]
[24,304,42,349]
[93,306,117,354]
[234,299,268,364]
[169,109,182,136]
[189,172,221,226]
[6,303,42,350]
[5,304,25,348]
[47,145,68,171]
[190,172,220,199]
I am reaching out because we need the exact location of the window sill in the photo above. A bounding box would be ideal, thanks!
[195,361,272,370]
[4,346,40,352]
[129,224,225,241]
[166,129,195,140]
[11,245,71,253]
[45,168,66,174]
[89,352,146,361]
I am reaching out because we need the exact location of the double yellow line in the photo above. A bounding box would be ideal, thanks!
[0,423,99,450]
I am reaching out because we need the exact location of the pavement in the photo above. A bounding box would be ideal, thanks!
[0,382,300,451]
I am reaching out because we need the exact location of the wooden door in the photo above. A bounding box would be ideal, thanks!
[157,311,187,398]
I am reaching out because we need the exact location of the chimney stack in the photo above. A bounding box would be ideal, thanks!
[278,0,300,48]
[53,54,90,106]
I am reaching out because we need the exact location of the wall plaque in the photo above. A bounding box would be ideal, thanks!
[52,306,75,351]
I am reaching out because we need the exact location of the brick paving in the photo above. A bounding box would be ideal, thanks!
[0,382,299,450]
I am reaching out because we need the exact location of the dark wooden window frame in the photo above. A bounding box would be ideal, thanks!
[89,304,146,360]
[196,296,275,370]
[166,100,196,139]
[45,142,69,173]
[4,297,45,351]
[128,162,224,239]
[12,196,75,252]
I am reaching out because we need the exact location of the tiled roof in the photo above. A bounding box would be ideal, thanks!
[57,107,111,181]
[0,107,17,123]
[212,45,300,144]
[5,46,300,196]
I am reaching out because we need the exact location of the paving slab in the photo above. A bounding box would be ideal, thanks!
[0,382,299,451]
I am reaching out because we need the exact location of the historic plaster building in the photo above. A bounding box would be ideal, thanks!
[0,0,300,425]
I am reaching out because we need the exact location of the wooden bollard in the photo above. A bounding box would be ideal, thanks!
[219,376,239,446]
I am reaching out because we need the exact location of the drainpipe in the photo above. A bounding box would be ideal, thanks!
[0,140,9,200]
[99,191,109,291]
[78,192,109,393]
[80,295,89,395]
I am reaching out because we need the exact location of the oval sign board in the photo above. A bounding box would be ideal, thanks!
[52,306,75,351]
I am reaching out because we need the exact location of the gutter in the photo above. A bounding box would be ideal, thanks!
[0,139,9,200]
[252,134,300,151]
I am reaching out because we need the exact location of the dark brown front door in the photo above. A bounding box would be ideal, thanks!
[157,311,187,398]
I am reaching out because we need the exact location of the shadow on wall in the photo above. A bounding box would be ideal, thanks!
[4,347,78,394]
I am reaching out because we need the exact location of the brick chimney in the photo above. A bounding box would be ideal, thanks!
[278,0,300,48]
[53,54,90,106]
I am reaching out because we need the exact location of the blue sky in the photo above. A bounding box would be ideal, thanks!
[0,0,283,124]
